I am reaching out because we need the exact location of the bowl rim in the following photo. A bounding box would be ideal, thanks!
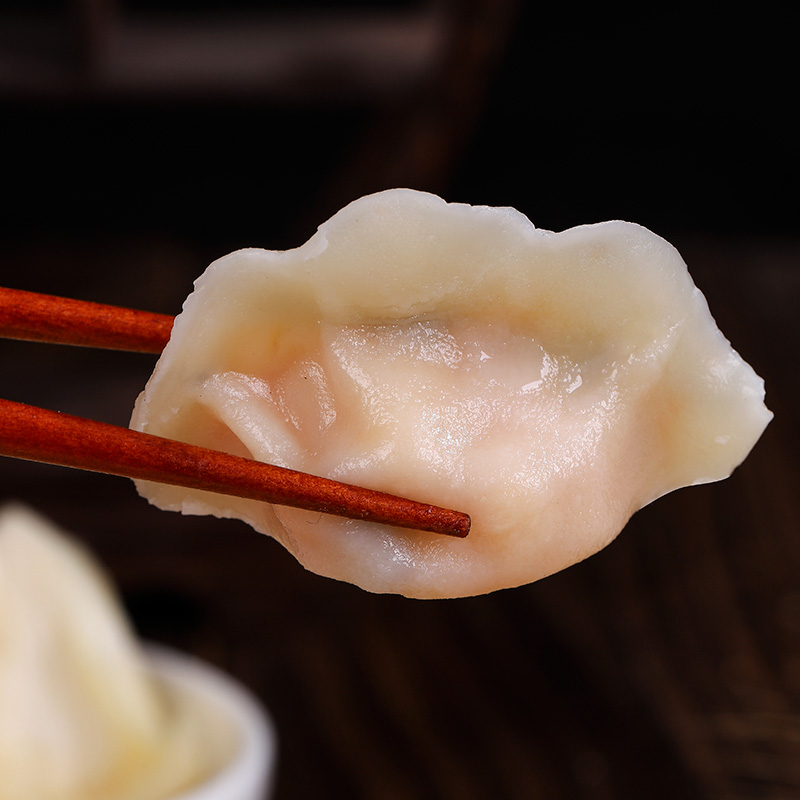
[145,644,277,800]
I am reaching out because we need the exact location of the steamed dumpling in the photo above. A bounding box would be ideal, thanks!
[0,504,237,800]
[130,189,771,598]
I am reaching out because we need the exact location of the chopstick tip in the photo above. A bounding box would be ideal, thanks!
[441,510,471,538]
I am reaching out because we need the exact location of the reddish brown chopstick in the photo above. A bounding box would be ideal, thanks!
[0,398,470,537]
[0,286,470,537]
[0,286,173,353]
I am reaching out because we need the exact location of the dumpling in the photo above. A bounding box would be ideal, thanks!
[130,189,771,599]
[0,504,238,800]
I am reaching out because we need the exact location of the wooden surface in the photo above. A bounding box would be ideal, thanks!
[0,234,796,799]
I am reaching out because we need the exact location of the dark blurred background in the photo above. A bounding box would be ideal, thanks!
[1,2,799,798]
[2,2,797,259]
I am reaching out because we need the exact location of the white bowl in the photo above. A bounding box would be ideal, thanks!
[147,645,277,800]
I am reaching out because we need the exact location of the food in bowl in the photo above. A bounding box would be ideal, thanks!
[0,503,274,800]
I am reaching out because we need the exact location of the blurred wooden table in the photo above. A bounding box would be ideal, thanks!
[0,234,797,799]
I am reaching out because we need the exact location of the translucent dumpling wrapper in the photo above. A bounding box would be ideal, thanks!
[130,189,771,599]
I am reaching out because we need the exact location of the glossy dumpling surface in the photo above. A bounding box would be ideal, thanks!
[131,189,771,598]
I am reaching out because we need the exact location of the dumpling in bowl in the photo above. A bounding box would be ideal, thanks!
[130,189,771,598]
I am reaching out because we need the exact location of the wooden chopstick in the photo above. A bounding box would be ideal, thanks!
[0,286,173,353]
[0,398,470,537]
[0,287,471,538]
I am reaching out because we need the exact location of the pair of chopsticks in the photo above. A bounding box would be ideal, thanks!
[0,287,470,538]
